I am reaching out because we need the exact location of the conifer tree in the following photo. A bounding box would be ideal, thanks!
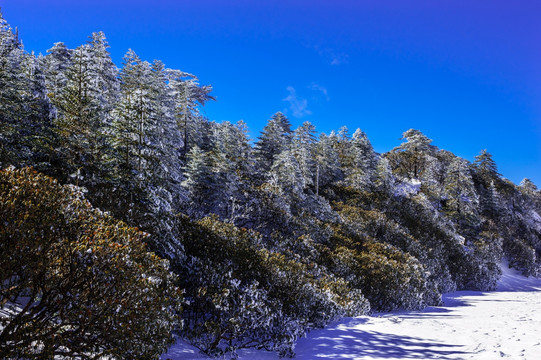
[391,129,436,179]
[18,52,53,169]
[50,36,117,185]
[314,132,342,195]
[474,149,500,183]
[335,126,354,168]
[481,180,502,218]
[0,12,26,165]
[255,112,293,173]
[167,69,214,159]
[0,14,52,169]
[375,157,394,194]
[182,145,217,215]
[346,128,377,190]
[112,50,163,181]
[211,121,256,220]
[268,150,305,199]
[41,42,72,102]
[444,157,479,227]
[520,178,538,192]
[293,121,317,189]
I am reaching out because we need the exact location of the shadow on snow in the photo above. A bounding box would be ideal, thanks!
[294,325,466,359]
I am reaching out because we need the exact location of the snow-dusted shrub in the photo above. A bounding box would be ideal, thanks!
[175,215,369,358]
[0,167,181,359]
[504,237,538,277]
[462,230,503,290]
[320,228,428,312]
[328,187,461,305]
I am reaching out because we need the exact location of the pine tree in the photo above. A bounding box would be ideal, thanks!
[211,121,257,220]
[0,14,52,169]
[346,128,377,190]
[112,50,163,181]
[87,32,119,123]
[268,150,305,199]
[41,42,72,102]
[182,145,216,215]
[314,132,342,195]
[293,121,317,189]
[18,52,53,169]
[375,157,394,194]
[336,126,354,168]
[51,43,106,184]
[391,129,436,179]
[474,149,500,183]
[0,12,25,165]
[520,178,538,192]
[167,69,214,159]
[254,112,293,173]
[482,180,502,218]
[444,157,480,227]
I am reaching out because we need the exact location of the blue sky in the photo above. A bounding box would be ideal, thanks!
[1,0,540,185]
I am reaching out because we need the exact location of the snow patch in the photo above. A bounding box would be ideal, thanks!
[527,210,541,232]
[394,179,422,197]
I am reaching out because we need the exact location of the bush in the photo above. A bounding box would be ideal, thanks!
[176,215,369,358]
[0,167,181,359]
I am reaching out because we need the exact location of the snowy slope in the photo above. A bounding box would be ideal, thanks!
[162,263,541,360]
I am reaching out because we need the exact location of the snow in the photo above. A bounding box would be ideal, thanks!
[161,262,541,360]
[531,211,541,223]
[527,210,541,232]
[394,179,422,197]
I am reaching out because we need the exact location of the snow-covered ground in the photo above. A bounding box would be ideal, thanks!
[162,264,541,360]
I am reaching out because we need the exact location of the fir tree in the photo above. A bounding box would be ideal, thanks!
[293,121,317,189]
[254,112,293,173]
[375,157,394,194]
[391,129,436,179]
[474,149,500,183]
[444,157,479,227]
[520,178,538,192]
[182,145,217,215]
[314,132,342,195]
[41,42,72,102]
[346,128,377,190]
[167,69,214,159]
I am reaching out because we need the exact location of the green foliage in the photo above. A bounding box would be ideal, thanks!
[463,229,503,290]
[0,167,181,359]
[175,215,369,358]
[388,129,436,179]
[504,238,537,277]
[327,240,427,312]
[474,149,500,184]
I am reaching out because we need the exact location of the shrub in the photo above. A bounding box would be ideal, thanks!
[0,167,181,359]
[176,215,369,358]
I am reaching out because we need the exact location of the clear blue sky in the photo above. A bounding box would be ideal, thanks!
[1,0,540,185]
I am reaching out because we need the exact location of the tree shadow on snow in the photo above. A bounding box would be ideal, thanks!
[294,326,467,359]
[497,274,541,292]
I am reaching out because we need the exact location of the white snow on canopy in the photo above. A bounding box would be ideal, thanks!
[161,262,541,360]
[527,210,541,232]
[394,178,422,197]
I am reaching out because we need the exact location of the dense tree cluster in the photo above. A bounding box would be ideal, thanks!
[1,12,541,358]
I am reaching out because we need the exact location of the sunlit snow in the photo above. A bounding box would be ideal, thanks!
[394,179,422,197]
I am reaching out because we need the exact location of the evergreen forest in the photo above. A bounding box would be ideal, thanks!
[1,13,541,359]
